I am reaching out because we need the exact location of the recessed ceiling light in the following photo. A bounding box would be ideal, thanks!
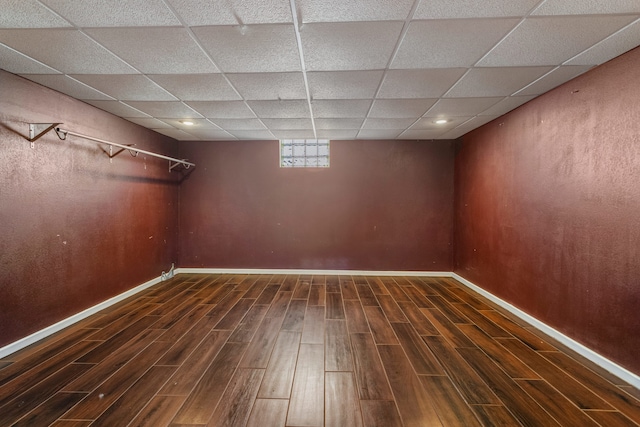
[180,120,194,126]
[434,119,448,125]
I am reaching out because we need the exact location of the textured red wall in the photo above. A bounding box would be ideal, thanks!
[0,71,179,348]
[454,47,640,374]
[179,139,454,271]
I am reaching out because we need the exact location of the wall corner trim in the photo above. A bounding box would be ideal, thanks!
[0,275,163,359]
[451,272,640,390]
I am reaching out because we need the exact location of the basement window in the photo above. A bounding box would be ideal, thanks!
[280,139,330,168]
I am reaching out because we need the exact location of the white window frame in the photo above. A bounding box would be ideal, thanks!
[280,139,330,168]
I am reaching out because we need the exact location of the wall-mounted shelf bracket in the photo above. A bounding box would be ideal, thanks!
[28,123,61,148]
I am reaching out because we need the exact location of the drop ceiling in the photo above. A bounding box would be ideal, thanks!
[1,0,639,140]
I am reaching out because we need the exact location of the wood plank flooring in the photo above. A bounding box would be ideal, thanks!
[1,274,639,426]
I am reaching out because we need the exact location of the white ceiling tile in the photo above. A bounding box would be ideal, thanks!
[515,65,593,96]
[71,75,177,101]
[247,100,310,118]
[463,115,500,127]
[316,130,359,140]
[298,0,414,23]
[437,127,480,140]
[0,0,72,28]
[410,116,473,131]
[392,19,518,69]
[425,97,504,117]
[86,27,218,74]
[532,0,640,15]
[0,44,60,74]
[193,25,300,73]
[4,0,637,142]
[226,72,306,100]
[440,115,501,139]
[356,129,404,139]
[368,98,437,118]
[184,128,236,140]
[159,118,221,130]
[307,71,383,99]
[566,19,640,65]
[19,74,113,100]
[209,119,267,130]
[437,128,470,139]
[445,67,553,97]
[398,129,448,139]
[153,128,198,140]
[185,101,257,119]
[261,118,313,129]
[271,130,316,139]
[166,0,292,25]
[301,22,404,71]
[479,95,536,116]
[82,100,151,118]
[229,130,276,139]
[315,118,364,129]
[125,117,173,129]
[148,74,240,101]
[0,29,138,74]
[41,0,180,27]
[311,100,372,118]
[378,69,467,98]
[414,0,540,19]
[361,118,416,129]
[479,16,637,66]
[122,101,204,118]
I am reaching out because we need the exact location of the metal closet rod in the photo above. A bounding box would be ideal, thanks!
[54,127,195,171]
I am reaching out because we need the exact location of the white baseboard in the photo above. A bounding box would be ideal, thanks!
[177,267,640,388]
[2,267,638,390]
[0,274,163,359]
[451,273,640,390]
[174,267,454,277]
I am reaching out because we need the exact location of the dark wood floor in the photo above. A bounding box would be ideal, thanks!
[1,274,639,426]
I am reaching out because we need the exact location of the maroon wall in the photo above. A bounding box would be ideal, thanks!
[0,71,180,348]
[455,47,640,374]
[178,139,454,271]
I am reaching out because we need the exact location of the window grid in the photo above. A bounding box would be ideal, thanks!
[280,139,330,168]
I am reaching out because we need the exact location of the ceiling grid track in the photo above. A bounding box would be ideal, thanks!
[424,0,559,138]
[31,0,170,125]
[358,0,424,140]
[289,0,318,140]
[3,0,637,141]
[160,0,274,140]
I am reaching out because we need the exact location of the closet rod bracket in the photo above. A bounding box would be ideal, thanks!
[169,160,192,172]
[26,123,195,172]
[104,144,136,163]
[28,123,61,148]
[53,127,196,171]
